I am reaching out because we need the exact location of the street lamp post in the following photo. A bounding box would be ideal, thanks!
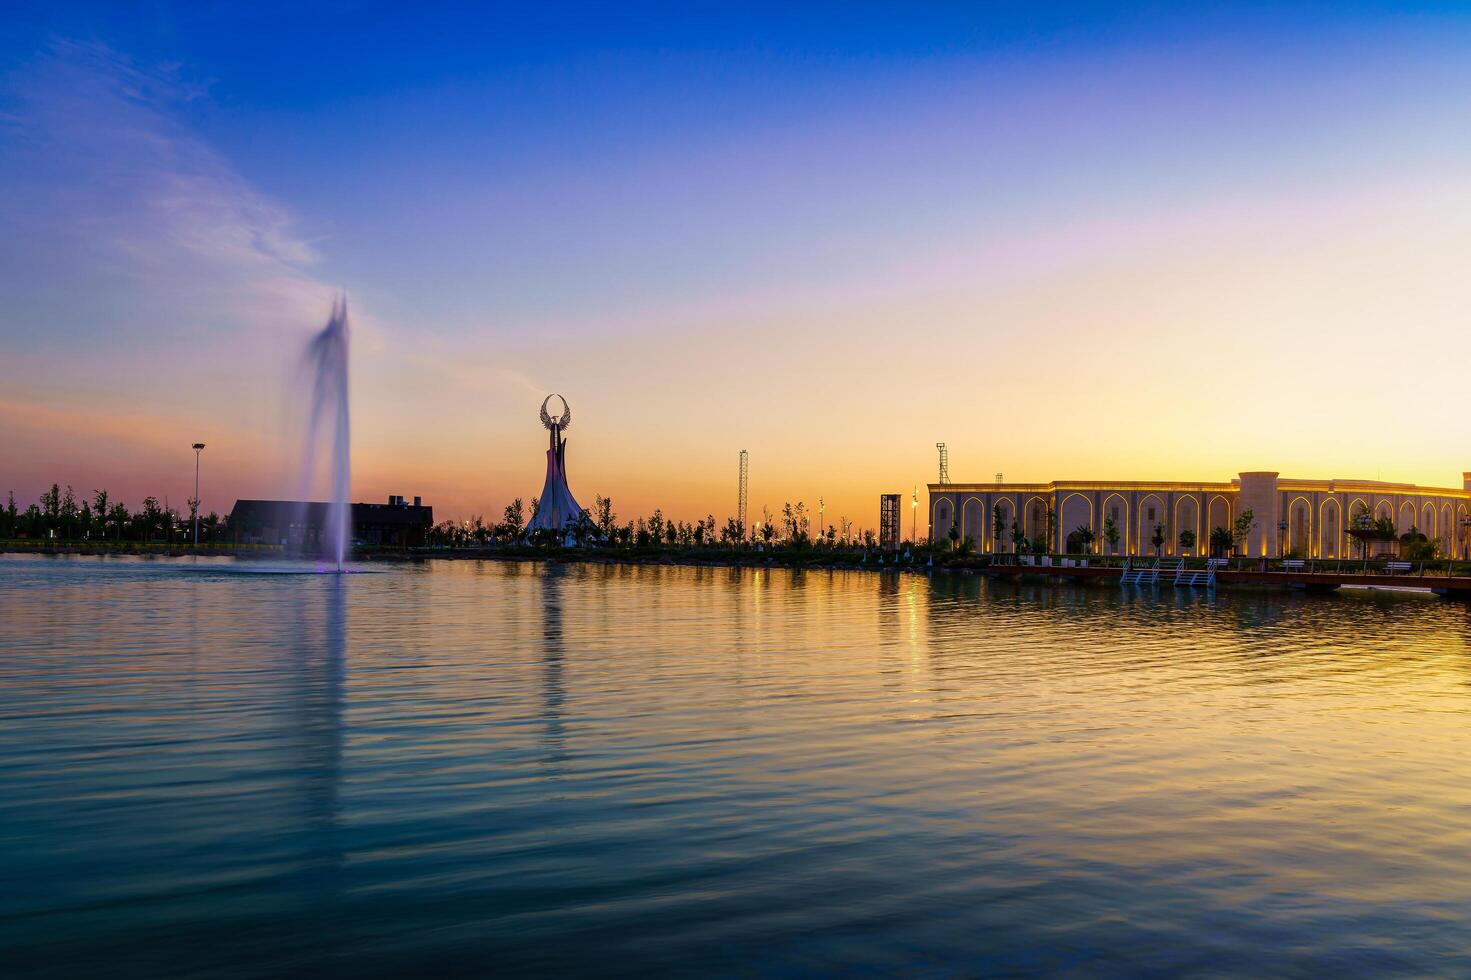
[191,443,206,546]
[1276,519,1289,558]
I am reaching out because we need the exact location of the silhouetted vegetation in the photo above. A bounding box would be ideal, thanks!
[0,484,226,545]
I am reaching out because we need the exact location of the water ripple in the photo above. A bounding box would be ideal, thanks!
[2,555,1471,976]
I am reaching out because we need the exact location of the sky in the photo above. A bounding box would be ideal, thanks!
[4,2,1471,530]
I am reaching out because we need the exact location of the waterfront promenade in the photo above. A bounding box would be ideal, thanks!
[981,554,1471,598]
[8,539,1471,597]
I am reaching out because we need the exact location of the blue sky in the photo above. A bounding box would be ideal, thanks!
[4,3,1471,521]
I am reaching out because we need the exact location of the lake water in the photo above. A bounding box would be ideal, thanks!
[3,555,1471,977]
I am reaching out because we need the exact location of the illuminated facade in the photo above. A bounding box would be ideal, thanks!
[928,472,1471,559]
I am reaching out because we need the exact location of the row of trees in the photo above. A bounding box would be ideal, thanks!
[942,503,1261,557]
[426,495,877,550]
[1348,506,1441,560]
[0,485,225,544]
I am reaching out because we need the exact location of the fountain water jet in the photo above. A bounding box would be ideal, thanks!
[300,295,351,572]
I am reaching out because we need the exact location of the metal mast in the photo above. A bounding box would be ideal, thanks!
[936,442,949,484]
[191,443,206,545]
[738,450,748,531]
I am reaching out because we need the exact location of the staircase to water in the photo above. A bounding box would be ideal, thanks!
[1173,560,1216,589]
[1120,558,1162,585]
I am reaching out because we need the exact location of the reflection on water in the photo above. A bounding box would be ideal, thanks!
[3,555,1471,975]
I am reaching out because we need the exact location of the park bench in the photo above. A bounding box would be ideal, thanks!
[1281,560,1305,572]
[1385,561,1412,575]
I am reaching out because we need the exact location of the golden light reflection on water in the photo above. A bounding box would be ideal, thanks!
[3,555,1471,975]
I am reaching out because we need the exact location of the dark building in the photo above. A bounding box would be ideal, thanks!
[229,495,433,549]
[879,493,902,551]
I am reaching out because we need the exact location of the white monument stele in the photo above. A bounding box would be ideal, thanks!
[526,394,584,537]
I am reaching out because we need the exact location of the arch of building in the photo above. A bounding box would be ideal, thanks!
[931,498,953,543]
[1319,498,1341,558]
[961,497,985,548]
[1174,495,1200,554]
[1059,493,1093,553]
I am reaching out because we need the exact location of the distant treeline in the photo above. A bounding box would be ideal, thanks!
[1,484,226,544]
[427,495,881,549]
[4,485,887,551]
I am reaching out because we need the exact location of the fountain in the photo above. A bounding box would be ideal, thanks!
[300,295,351,572]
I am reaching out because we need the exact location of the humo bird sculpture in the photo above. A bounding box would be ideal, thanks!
[526,394,583,537]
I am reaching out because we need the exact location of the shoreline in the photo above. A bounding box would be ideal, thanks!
[4,544,1459,596]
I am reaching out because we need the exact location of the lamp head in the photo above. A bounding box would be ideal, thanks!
[192,443,206,451]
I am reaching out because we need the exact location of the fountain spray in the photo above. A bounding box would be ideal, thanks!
[303,295,351,572]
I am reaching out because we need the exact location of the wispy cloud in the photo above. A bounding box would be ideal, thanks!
[0,39,341,504]
[0,39,329,341]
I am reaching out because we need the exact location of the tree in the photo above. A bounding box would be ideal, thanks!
[1349,505,1396,559]
[1010,519,1025,554]
[992,505,1007,554]
[666,521,679,547]
[1209,526,1233,557]
[108,503,129,542]
[1178,529,1196,554]
[570,511,598,546]
[1403,530,1438,561]
[40,484,61,537]
[1103,516,1120,555]
[722,517,743,545]
[1151,522,1166,557]
[648,509,665,545]
[1045,504,1057,553]
[138,497,165,542]
[592,495,616,539]
[502,498,525,538]
[1,491,16,539]
[60,485,77,540]
[1072,524,1095,554]
[1232,508,1256,556]
[826,525,836,546]
[948,519,961,550]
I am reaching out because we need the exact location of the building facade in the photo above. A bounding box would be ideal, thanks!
[230,495,434,549]
[928,473,1471,559]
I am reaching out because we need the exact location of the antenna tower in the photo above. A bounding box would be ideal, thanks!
[936,442,949,484]
[738,450,749,530]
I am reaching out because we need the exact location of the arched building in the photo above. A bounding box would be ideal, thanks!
[927,472,1471,559]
